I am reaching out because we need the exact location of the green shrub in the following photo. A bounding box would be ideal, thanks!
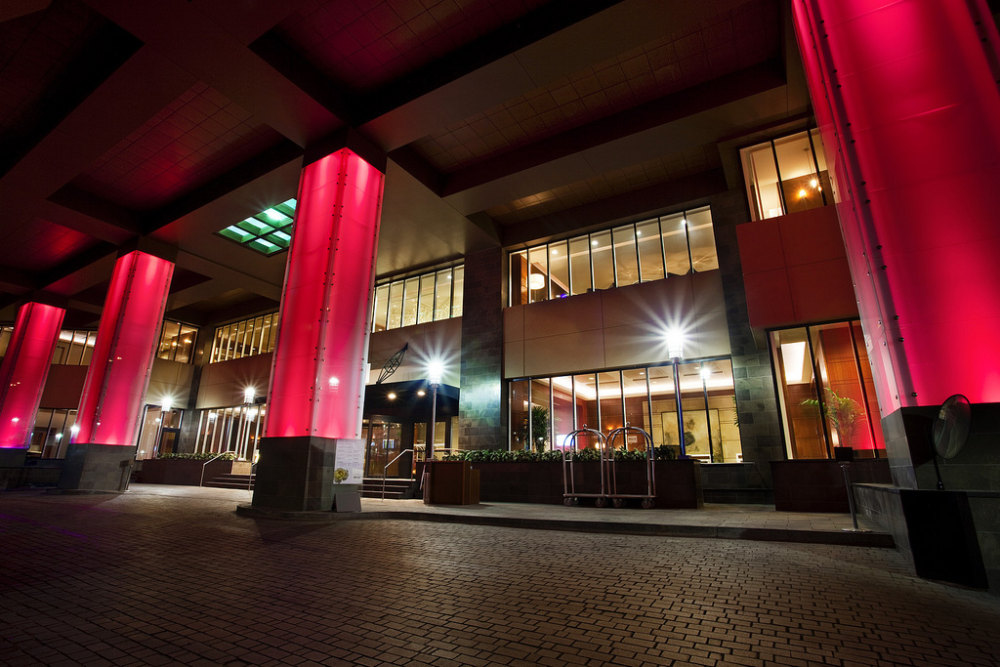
[157,452,236,461]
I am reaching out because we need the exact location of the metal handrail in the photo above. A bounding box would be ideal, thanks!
[199,450,238,487]
[382,448,414,499]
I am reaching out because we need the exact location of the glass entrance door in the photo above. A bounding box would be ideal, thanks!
[365,421,402,477]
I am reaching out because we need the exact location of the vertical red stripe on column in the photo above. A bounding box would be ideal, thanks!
[74,251,174,446]
[792,0,1000,406]
[265,148,384,439]
[0,303,65,447]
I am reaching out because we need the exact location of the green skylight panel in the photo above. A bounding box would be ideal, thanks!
[216,198,298,256]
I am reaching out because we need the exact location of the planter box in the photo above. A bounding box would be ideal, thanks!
[137,459,251,486]
[771,459,892,512]
[434,460,702,508]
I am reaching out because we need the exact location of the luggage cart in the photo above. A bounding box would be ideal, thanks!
[606,423,656,509]
[561,426,612,507]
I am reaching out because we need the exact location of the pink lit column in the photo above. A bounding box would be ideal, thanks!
[792,1,1000,486]
[252,146,384,512]
[60,250,174,491]
[0,302,65,466]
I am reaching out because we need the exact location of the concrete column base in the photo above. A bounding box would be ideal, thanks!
[59,443,135,492]
[251,436,362,512]
[0,448,27,468]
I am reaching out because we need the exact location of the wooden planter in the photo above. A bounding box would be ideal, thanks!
[445,459,702,509]
[136,459,252,486]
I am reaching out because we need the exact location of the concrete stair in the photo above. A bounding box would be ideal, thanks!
[204,473,255,490]
[361,477,418,499]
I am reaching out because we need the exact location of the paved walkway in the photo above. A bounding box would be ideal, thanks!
[2,485,999,666]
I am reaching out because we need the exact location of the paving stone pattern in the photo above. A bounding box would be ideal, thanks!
[2,489,1000,666]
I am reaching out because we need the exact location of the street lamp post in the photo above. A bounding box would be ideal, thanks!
[426,361,443,462]
[666,329,688,459]
[153,397,172,459]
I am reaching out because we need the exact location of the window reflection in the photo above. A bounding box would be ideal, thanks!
[508,206,718,306]
[509,359,742,462]
[741,129,831,220]
[771,320,884,459]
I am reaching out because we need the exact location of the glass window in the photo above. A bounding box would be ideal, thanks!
[373,285,390,332]
[590,231,614,291]
[528,246,548,303]
[548,241,569,299]
[636,219,665,283]
[51,330,98,366]
[417,274,435,324]
[401,277,419,326]
[568,237,592,296]
[451,266,464,318]
[157,320,198,363]
[661,212,690,276]
[741,129,831,220]
[387,282,404,329]
[434,269,452,320]
[529,378,551,452]
[621,368,649,451]
[510,379,530,451]
[612,225,639,287]
[81,332,97,365]
[686,206,718,272]
[771,321,884,460]
[0,326,12,357]
[510,250,528,306]
[597,371,623,435]
[551,375,575,450]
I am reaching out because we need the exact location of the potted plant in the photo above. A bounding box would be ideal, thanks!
[802,388,862,460]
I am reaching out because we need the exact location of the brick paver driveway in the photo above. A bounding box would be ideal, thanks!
[2,487,998,666]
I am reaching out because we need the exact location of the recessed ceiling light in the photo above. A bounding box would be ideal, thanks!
[217,198,297,256]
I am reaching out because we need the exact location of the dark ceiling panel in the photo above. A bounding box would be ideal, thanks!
[69,82,287,211]
[0,217,98,273]
[0,0,141,176]
[413,0,779,173]
[275,0,549,93]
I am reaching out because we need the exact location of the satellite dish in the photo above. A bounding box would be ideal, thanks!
[930,394,971,490]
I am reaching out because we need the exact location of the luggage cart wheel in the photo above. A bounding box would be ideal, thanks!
[641,498,655,509]
[564,497,579,506]
[595,497,608,508]
[612,498,626,509]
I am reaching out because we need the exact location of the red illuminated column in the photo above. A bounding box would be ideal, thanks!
[252,146,384,512]
[60,250,173,491]
[792,1,1000,410]
[0,302,65,458]
[265,147,383,439]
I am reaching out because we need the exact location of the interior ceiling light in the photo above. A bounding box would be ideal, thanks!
[529,273,546,290]
[217,198,297,256]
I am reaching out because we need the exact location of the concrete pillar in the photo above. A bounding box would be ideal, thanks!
[792,0,1000,485]
[0,302,65,466]
[61,250,174,491]
[252,144,385,512]
[458,246,505,451]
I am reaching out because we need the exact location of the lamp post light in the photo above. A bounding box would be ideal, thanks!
[426,361,444,462]
[239,386,256,460]
[153,397,173,459]
[665,329,688,459]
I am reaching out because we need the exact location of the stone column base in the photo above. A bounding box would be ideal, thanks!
[251,436,362,512]
[0,448,27,468]
[59,443,135,492]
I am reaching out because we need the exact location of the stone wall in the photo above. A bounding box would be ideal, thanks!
[710,189,782,486]
[458,247,505,450]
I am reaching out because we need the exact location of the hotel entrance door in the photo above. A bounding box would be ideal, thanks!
[365,420,402,477]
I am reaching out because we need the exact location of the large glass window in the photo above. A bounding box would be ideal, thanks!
[51,330,97,365]
[157,319,198,363]
[508,206,717,305]
[770,320,884,459]
[508,359,741,461]
[209,312,279,363]
[192,403,266,461]
[26,408,77,458]
[371,264,464,332]
[741,129,831,220]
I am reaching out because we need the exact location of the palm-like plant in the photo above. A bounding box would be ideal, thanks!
[802,388,862,447]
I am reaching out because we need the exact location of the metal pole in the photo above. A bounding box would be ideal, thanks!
[428,383,438,461]
[673,358,686,458]
[840,463,860,530]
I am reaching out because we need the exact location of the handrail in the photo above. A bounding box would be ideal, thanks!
[382,448,414,500]
[199,451,238,487]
